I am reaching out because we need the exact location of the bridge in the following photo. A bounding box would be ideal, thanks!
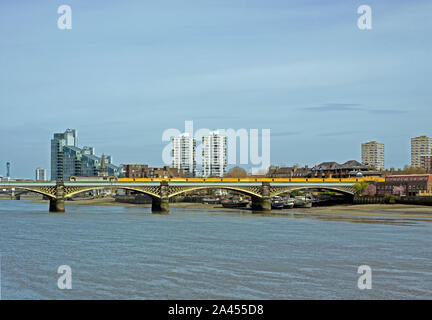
[0,177,382,213]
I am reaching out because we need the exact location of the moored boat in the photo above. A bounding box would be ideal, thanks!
[271,196,285,209]
[283,198,295,209]
[293,198,313,208]
[202,197,221,204]
[221,197,249,208]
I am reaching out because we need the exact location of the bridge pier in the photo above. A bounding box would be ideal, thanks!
[49,198,65,212]
[251,182,271,212]
[49,181,66,213]
[251,196,271,212]
[152,181,170,214]
[151,197,170,214]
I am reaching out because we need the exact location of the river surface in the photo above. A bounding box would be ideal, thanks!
[0,200,431,299]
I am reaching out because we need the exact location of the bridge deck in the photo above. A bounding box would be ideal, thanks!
[0,177,383,188]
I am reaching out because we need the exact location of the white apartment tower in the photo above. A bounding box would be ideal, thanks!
[202,131,227,177]
[361,141,384,171]
[35,168,47,181]
[172,133,196,177]
[411,135,432,167]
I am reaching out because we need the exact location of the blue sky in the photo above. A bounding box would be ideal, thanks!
[1,0,431,178]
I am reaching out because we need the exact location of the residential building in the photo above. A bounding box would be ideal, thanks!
[411,135,432,167]
[266,161,381,179]
[172,133,196,177]
[63,146,83,179]
[122,164,186,179]
[50,129,78,180]
[80,152,120,178]
[202,131,227,177]
[376,174,432,196]
[267,165,312,178]
[35,168,47,181]
[420,154,432,172]
[361,141,384,171]
[50,129,121,180]
[311,160,381,178]
[122,164,147,178]
[82,146,95,155]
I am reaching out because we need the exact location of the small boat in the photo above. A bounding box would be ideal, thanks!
[271,196,285,209]
[283,198,295,209]
[202,197,220,204]
[293,198,313,208]
[221,197,249,208]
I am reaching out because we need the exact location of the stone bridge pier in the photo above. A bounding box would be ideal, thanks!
[49,181,65,213]
[251,182,271,212]
[152,181,170,214]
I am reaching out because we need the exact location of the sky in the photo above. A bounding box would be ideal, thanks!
[0,0,431,178]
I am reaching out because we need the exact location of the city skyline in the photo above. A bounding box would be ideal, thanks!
[1,0,432,178]
[3,128,432,180]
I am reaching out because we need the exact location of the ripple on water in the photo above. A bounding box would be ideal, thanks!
[0,201,431,299]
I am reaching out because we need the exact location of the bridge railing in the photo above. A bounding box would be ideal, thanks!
[113,177,384,183]
[1,177,385,185]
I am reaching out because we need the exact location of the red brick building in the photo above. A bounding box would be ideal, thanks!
[376,174,432,196]
[420,155,432,172]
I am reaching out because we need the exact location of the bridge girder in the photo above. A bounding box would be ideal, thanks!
[167,185,263,198]
[63,186,162,199]
[64,185,264,199]
[269,186,357,197]
[0,186,57,199]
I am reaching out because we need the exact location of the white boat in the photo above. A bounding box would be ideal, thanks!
[271,196,285,209]
[283,198,295,209]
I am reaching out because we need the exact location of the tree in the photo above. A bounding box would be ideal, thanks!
[383,166,427,176]
[353,181,370,195]
[253,168,268,176]
[363,183,377,196]
[290,189,303,197]
[225,166,248,178]
[400,166,427,174]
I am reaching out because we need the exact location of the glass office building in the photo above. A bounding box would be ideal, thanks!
[50,129,121,180]
[51,129,78,180]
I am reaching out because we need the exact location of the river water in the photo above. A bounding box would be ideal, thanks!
[0,200,431,299]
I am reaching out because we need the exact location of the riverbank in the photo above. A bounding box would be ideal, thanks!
[18,197,432,219]
[299,204,432,219]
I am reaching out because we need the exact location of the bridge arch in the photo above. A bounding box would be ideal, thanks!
[270,186,356,198]
[167,186,262,199]
[2,186,57,199]
[64,186,161,199]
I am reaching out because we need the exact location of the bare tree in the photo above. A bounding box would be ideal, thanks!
[225,166,248,178]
